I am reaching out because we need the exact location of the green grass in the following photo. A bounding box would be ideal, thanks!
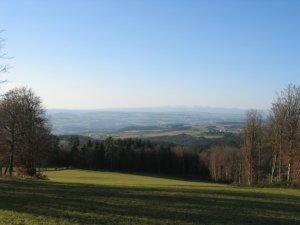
[0,169,299,225]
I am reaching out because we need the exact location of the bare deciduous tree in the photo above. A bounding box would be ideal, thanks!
[243,110,263,185]
[269,100,286,183]
[0,90,23,176]
[0,30,8,75]
[280,84,300,182]
[209,146,242,183]
[0,88,52,176]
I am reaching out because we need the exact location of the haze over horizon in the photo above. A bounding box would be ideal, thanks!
[1,0,299,109]
[46,105,252,113]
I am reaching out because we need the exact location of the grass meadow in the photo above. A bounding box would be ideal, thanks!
[0,169,299,225]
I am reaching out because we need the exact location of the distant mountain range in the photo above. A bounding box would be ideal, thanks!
[47,107,250,135]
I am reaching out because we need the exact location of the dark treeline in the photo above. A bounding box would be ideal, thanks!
[50,137,210,179]
[148,132,241,151]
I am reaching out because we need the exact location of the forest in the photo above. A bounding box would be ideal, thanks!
[207,84,300,185]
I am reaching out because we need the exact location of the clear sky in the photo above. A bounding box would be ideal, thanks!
[0,0,299,109]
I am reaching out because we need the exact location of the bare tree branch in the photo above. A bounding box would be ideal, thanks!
[0,30,9,78]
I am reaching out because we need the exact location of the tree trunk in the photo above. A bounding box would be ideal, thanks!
[278,144,282,182]
[270,153,277,184]
[8,152,13,176]
[287,139,293,183]
[8,129,16,177]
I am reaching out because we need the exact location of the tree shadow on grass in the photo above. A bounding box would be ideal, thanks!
[0,179,299,225]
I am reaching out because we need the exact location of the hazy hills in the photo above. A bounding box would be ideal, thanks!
[47,107,247,135]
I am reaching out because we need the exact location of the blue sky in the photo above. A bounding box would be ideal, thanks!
[0,0,299,109]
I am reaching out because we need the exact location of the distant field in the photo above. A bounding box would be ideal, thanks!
[86,124,226,140]
[114,129,221,139]
[0,169,299,225]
